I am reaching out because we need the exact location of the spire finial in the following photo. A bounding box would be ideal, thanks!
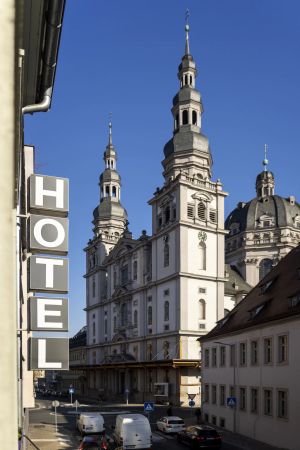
[108,112,112,145]
[263,144,269,171]
[185,9,190,55]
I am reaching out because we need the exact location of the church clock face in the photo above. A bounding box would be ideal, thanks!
[198,231,207,242]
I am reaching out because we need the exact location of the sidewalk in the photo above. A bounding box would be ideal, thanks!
[27,422,78,450]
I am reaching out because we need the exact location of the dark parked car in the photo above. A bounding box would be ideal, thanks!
[177,425,222,448]
[79,435,110,449]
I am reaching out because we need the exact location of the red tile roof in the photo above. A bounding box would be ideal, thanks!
[201,245,300,342]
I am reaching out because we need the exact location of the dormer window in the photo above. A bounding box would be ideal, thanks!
[289,292,300,308]
[258,215,274,228]
[260,276,277,294]
[249,302,268,320]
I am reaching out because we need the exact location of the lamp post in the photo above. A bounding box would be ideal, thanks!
[213,341,236,433]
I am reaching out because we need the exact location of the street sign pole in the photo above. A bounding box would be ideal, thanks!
[55,405,57,434]
[52,400,59,434]
[70,391,73,404]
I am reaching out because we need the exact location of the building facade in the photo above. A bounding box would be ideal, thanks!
[0,1,66,446]
[84,24,228,405]
[225,163,300,287]
[201,245,300,450]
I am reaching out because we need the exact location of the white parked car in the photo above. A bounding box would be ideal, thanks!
[76,412,105,436]
[156,416,185,433]
[113,414,152,449]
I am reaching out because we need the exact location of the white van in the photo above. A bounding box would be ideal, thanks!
[76,412,105,436]
[113,414,152,449]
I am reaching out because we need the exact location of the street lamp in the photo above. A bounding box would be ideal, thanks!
[213,341,236,433]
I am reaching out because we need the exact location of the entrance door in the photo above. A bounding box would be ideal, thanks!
[120,372,125,394]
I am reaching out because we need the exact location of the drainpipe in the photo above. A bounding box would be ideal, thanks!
[22,87,53,114]
[22,0,65,115]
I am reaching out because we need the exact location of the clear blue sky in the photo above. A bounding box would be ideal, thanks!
[25,0,300,336]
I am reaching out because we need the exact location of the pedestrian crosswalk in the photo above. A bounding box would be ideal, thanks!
[152,431,177,442]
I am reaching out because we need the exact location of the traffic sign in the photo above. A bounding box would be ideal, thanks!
[227,397,237,407]
[52,400,59,407]
[189,400,195,407]
[188,394,196,400]
[144,402,155,412]
[69,388,74,394]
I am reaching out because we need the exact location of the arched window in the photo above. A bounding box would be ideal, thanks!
[182,110,188,125]
[105,185,110,196]
[111,160,114,169]
[259,258,273,280]
[148,306,152,326]
[164,301,169,322]
[199,242,206,270]
[133,260,137,280]
[190,75,193,85]
[198,201,206,220]
[164,243,170,267]
[184,75,188,85]
[92,276,96,297]
[199,299,206,319]
[121,303,127,326]
[112,186,116,197]
[192,110,197,125]
[133,310,138,327]
[164,206,170,223]
[147,343,153,360]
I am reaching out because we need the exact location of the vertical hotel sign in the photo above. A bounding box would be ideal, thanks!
[28,175,69,370]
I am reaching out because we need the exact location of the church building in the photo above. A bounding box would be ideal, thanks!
[84,23,228,405]
[225,153,300,287]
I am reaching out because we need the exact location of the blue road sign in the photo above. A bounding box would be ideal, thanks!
[189,400,195,407]
[227,397,237,407]
[69,388,74,394]
[144,402,154,412]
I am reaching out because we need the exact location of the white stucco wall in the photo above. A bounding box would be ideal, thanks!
[201,317,300,450]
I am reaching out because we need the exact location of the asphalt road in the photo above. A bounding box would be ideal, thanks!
[29,397,243,450]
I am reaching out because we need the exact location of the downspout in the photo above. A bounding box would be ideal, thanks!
[22,86,52,114]
[22,0,65,115]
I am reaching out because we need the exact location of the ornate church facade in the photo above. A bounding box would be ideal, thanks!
[84,24,228,405]
[83,25,300,406]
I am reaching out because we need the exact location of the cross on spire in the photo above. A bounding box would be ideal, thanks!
[185,9,190,55]
[108,112,113,146]
[263,144,269,171]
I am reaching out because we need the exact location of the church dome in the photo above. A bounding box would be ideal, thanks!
[100,169,120,183]
[226,195,300,233]
[93,198,127,221]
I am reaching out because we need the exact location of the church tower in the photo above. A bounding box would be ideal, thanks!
[148,22,227,401]
[84,122,127,349]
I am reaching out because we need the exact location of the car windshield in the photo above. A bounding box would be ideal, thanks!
[169,420,184,424]
[197,429,219,437]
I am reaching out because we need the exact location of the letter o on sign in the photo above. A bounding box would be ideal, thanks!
[34,218,65,248]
